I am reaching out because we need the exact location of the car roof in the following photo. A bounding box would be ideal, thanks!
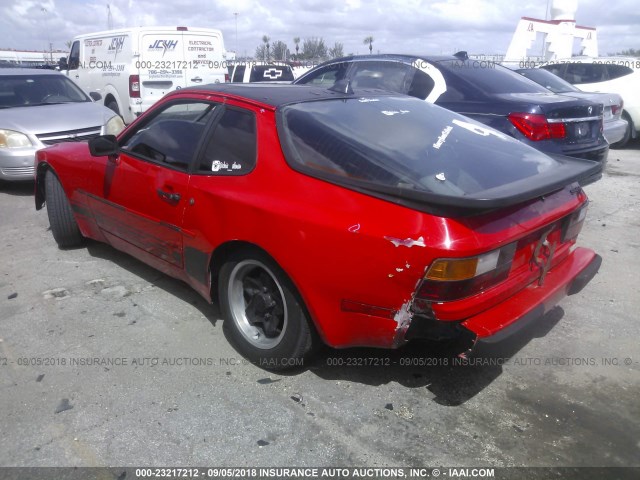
[308,53,460,69]
[180,83,399,108]
[0,68,64,76]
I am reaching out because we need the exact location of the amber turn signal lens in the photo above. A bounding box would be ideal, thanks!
[426,258,479,281]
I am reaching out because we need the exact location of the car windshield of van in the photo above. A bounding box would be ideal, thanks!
[0,74,90,108]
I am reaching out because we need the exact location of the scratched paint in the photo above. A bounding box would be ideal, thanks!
[384,236,426,248]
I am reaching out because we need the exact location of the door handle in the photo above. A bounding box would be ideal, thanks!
[191,77,203,83]
[157,189,181,202]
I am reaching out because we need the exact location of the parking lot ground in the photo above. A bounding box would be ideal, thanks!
[1,142,639,469]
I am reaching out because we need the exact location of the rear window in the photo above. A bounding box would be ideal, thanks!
[516,69,580,94]
[249,65,294,82]
[279,96,563,198]
[606,64,633,80]
[437,60,550,97]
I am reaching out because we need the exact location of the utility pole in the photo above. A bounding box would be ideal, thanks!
[234,12,238,57]
[107,4,113,30]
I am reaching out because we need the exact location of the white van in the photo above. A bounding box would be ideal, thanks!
[63,26,227,124]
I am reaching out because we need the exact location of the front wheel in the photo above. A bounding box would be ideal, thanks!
[45,170,83,248]
[218,251,317,369]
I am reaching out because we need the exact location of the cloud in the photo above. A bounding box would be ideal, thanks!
[0,0,637,57]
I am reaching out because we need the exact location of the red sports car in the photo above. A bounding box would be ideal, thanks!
[35,84,602,369]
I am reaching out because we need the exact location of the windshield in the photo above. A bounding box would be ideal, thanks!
[516,68,580,94]
[437,60,551,96]
[0,74,90,108]
[277,95,598,211]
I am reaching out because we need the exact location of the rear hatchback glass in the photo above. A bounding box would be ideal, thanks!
[250,65,294,82]
[277,95,599,211]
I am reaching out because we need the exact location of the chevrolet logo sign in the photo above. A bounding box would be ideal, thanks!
[263,68,283,79]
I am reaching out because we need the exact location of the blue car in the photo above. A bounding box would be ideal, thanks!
[294,53,608,183]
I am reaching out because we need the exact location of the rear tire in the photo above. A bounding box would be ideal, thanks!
[45,170,83,248]
[218,250,317,370]
[610,112,632,149]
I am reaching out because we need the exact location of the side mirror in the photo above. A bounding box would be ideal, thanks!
[88,135,119,157]
[89,91,102,101]
[58,57,68,70]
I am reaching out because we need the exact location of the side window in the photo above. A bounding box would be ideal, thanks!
[297,63,349,86]
[351,61,413,92]
[121,101,218,171]
[198,108,257,175]
[232,65,246,82]
[68,41,80,70]
[407,69,435,100]
[606,64,633,80]
[565,63,607,84]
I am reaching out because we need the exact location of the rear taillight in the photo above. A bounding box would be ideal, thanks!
[561,202,588,243]
[129,75,140,98]
[224,73,230,83]
[413,243,517,305]
[508,112,566,141]
[611,100,623,116]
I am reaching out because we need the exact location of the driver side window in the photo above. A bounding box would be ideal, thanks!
[120,101,218,171]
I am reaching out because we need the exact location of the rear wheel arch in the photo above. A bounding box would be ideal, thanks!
[208,240,321,334]
[210,241,284,301]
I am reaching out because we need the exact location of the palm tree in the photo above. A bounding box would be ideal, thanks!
[363,36,374,54]
[293,37,300,60]
[262,35,270,61]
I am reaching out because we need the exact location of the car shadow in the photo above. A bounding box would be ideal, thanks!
[85,240,221,326]
[304,306,564,406]
[84,239,564,406]
[0,180,34,196]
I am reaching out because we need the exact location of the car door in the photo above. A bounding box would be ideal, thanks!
[180,104,258,298]
[87,99,220,274]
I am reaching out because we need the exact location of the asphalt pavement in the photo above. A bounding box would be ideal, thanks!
[1,142,639,470]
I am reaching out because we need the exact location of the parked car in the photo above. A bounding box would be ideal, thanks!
[227,62,295,83]
[0,69,124,181]
[540,58,640,147]
[515,67,628,146]
[35,84,601,368]
[294,54,609,179]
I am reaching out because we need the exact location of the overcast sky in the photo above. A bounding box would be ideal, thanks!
[1,0,639,57]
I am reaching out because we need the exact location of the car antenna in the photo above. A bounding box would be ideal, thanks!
[328,79,354,95]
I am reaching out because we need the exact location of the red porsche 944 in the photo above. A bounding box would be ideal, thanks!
[35,84,602,368]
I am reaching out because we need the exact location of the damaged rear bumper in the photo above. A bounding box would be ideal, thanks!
[401,248,601,346]
[464,248,600,342]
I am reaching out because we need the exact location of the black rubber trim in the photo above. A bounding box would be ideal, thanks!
[567,254,602,296]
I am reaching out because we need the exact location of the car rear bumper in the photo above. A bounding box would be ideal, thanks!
[604,118,629,144]
[463,247,601,342]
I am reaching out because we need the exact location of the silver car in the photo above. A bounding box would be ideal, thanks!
[516,68,628,146]
[0,69,124,181]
